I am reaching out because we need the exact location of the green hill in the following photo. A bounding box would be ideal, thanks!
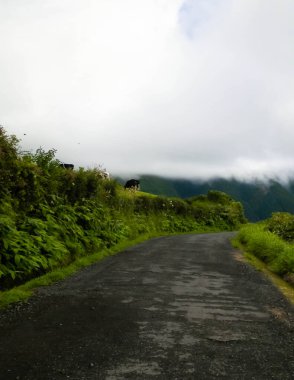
[130,175,294,221]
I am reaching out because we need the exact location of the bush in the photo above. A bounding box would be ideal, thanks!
[270,245,294,275]
[0,127,20,198]
[266,212,294,242]
[237,224,294,277]
[0,127,247,289]
[207,190,233,204]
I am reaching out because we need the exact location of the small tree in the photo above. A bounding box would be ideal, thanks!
[0,126,20,197]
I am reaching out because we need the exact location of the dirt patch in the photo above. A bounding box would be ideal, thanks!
[267,306,292,328]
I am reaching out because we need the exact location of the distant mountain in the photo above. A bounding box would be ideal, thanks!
[119,175,294,221]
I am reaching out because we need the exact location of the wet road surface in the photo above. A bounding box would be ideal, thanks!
[0,232,293,379]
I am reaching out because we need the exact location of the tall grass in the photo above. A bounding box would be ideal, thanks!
[237,223,294,277]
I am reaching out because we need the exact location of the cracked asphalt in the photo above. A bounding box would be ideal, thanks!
[0,232,293,379]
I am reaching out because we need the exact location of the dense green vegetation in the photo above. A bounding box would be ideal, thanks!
[127,175,294,221]
[235,212,294,284]
[0,127,246,290]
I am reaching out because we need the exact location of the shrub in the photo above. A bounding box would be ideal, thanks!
[237,223,294,277]
[207,190,233,204]
[0,127,20,198]
[266,212,294,242]
[270,245,294,275]
[0,126,247,289]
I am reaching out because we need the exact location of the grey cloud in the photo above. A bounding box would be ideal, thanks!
[0,0,293,179]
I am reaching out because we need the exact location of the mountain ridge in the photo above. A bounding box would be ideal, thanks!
[117,175,294,221]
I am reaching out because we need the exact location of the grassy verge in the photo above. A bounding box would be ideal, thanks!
[235,224,294,277]
[233,221,294,303]
[232,236,294,304]
[0,228,220,309]
[0,233,153,309]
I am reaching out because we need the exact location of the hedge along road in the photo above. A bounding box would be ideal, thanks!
[0,232,293,380]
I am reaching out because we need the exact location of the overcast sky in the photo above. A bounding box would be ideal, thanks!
[1,0,294,179]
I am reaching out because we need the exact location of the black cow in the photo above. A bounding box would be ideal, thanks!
[59,163,74,170]
[124,179,140,190]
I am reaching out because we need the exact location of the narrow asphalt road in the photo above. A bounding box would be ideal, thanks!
[0,232,293,380]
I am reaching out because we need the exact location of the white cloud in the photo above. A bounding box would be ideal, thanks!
[0,0,294,179]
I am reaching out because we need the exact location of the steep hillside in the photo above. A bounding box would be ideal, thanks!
[135,175,294,221]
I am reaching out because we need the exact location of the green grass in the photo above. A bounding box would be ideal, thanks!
[232,236,294,304]
[236,224,294,275]
[234,222,294,296]
[0,234,148,308]
[117,188,157,199]
[0,228,222,309]
[0,231,159,307]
